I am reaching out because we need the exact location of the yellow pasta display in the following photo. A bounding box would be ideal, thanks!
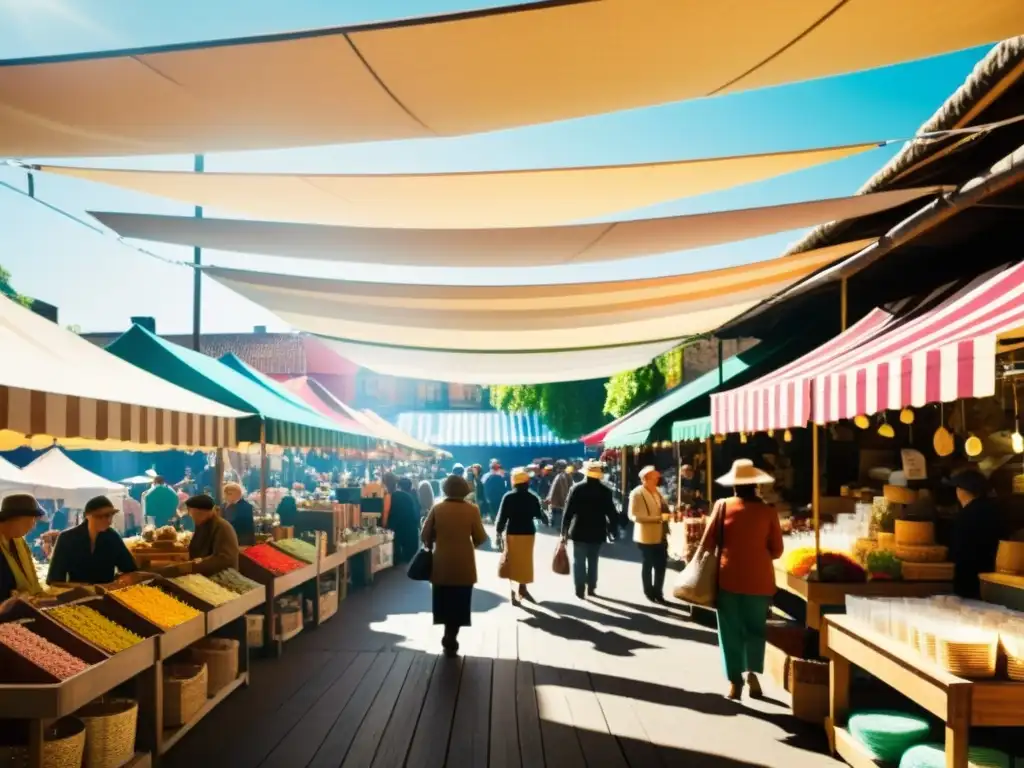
[47,604,144,654]
[113,584,202,628]
[171,574,240,606]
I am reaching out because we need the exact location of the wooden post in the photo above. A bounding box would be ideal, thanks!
[812,423,821,559]
[675,442,682,508]
[213,449,225,505]
[259,421,268,521]
[620,447,628,500]
[840,276,848,332]
[191,153,204,352]
[705,437,713,502]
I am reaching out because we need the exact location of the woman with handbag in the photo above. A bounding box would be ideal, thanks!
[420,474,488,658]
[628,465,670,604]
[703,459,784,701]
[495,468,549,605]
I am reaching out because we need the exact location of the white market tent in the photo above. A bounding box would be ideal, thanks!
[0,455,30,494]
[18,448,125,508]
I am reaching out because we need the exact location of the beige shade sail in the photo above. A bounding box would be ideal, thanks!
[2,0,1021,157]
[90,186,943,266]
[204,240,872,351]
[316,336,686,385]
[44,143,874,229]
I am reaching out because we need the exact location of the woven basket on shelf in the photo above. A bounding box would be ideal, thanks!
[190,638,239,696]
[163,663,208,728]
[901,561,955,581]
[1003,637,1024,682]
[75,698,137,768]
[0,717,86,768]
[914,629,937,661]
[894,520,934,546]
[937,638,998,679]
[894,544,948,563]
[246,614,264,648]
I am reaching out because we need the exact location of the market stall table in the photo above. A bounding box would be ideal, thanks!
[823,614,1024,768]
[239,547,318,656]
[979,572,1024,612]
[775,567,953,630]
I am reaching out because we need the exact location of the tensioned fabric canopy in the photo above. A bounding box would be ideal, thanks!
[0,294,243,451]
[580,407,644,447]
[2,0,1020,157]
[671,416,713,444]
[46,144,875,230]
[358,410,448,457]
[90,187,943,266]
[315,336,683,385]
[105,324,366,449]
[204,242,873,352]
[711,262,1024,433]
[19,447,125,507]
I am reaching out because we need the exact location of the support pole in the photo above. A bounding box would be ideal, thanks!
[812,422,821,559]
[213,449,225,505]
[675,442,682,509]
[717,338,724,386]
[705,437,713,503]
[620,447,628,501]
[840,277,848,332]
[259,421,268,526]
[191,154,205,352]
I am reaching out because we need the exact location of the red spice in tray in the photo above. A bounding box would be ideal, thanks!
[243,543,307,575]
[0,622,89,680]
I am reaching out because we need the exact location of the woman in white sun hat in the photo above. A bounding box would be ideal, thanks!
[702,459,783,701]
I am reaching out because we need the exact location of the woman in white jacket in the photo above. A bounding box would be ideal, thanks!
[628,465,669,604]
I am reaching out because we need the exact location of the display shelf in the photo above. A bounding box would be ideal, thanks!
[320,547,348,572]
[831,726,882,768]
[203,585,267,634]
[980,572,1024,611]
[158,672,248,756]
[823,615,1024,768]
[239,551,318,656]
[274,625,303,644]
[123,752,153,768]
[775,567,953,629]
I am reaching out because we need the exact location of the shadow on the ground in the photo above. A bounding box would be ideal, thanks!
[541,599,718,647]
[518,603,661,657]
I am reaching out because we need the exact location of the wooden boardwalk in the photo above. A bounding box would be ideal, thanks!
[163,531,839,768]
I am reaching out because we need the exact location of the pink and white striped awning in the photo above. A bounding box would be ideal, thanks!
[711,263,1024,434]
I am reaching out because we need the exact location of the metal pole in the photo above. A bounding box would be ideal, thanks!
[840,277,848,332]
[717,338,724,385]
[812,423,821,559]
[705,437,713,502]
[259,420,268,524]
[191,154,205,352]
[675,442,682,509]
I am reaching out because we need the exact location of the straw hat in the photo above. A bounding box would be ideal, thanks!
[716,459,774,486]
[511,468,531,486]
[584,461,604,479]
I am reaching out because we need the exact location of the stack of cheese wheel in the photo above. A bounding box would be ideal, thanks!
[995,540,1024,575]
[894,520,950,578]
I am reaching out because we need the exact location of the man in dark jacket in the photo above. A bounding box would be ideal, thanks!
[481,460,509,523]
[947,470,1001,599]
[560,462,618,599]
[546,460,572,531]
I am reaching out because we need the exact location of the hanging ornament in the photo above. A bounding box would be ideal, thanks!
[854,414,870,429]
[783,429,793,443]
[767,429,775,438]
[740,432,748,444]
[933,402,954,457]
[965,434,983,458]
[877,418,895,439]
[899,407,914,425]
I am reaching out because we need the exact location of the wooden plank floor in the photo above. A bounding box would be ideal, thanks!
[162,530,840,768]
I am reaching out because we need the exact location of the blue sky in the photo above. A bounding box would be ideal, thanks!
[0,0,992,334]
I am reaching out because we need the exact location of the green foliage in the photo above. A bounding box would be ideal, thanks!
[489,379,608,440]
[603,361,666,418]
[0,265,32,307]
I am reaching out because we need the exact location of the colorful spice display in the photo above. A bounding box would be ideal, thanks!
[209,568,262,595]
[171,574,240,606]
[243,543,307,575]
[270,538,318,564]
[47,604,144,654]
[0,622,89,679]
[113,584,203,629]
[783,547,866,581]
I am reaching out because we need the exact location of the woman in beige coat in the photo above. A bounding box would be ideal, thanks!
[421,474,488,657]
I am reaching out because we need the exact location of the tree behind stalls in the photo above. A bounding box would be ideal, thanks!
[603,361,666,418]
[489,379,608,441]
[0,265,32,307]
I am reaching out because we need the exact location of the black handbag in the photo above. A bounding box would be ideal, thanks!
[407,548,433,581]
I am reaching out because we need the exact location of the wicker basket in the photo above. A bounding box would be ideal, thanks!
[246,614,264,648]
[75,698,137,768]
[894,544,948,563]
[1002,636,1024,681]
[0,717,86,768]
[274,607,302,639]
[190,638,239,696]
[937,637,998,679]
[163,663,208,728]
[901,561,955,581]
[894,520,934,546]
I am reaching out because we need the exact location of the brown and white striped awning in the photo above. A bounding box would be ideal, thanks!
[0,296,245,451]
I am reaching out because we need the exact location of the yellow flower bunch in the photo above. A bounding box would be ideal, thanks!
[171,574,239,606]
[114,584,202,628]
[48,604,144,654]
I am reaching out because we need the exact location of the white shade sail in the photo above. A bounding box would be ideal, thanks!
[0,294,244,450]
[19,447,126,507]
[316,336,685,385]
[45,143,875,229]
[205,241,872,352]
[90,186,944,266]
[1,0,1020,157]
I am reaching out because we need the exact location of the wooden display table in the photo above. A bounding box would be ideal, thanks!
[775,568,953,630]
[979,572,1024,612]
[823,615,1024,768]
[239,554,317,657]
